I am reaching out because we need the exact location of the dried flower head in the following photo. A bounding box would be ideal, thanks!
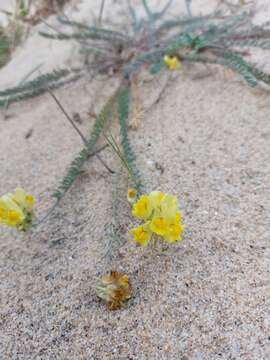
[164,55,182,70]
[0,188,35,231]
[95,271,132,310]
[130,191,185,246]
[127,188,138,205]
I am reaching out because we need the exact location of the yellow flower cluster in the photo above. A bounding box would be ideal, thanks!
[95,271,132,310]
[130,191,184,246]
[0,188,35,231]
[163,55,182,70]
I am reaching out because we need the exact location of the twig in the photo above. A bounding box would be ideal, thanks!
[47,88,88,143]
[48,88,114,173]
[142,0,152,18]
[95,153,114,173]
[89,143,108,156]
[98,0,106,26]
[35,199,60,226]
[185,0,192,17]
[104,132,137,183]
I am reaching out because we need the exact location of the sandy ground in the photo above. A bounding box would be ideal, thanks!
[0,0,270,359]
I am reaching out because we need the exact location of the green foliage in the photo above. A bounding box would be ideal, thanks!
[123,49,163,77]
[39,31,105,41]
[117,87,142,191]
[159,11,270,87]
[221,37,270,49]
[40,20,128,43]
[0,69,70,97]
[2,4,270,108]
[150,60,165,74]
[53,95,115,200]
[220,50,258,86]
[0,30,10,68]
[165,33,194,53]
[157,13,217,34]
[57,16,129,41]
[0,70,81,107]
[181,51,270,87]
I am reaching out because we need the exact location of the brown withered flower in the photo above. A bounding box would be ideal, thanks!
[95,271,132,310]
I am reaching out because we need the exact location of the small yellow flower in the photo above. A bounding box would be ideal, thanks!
[0,188,35,231]
[0,207,5,218]
[150,216,168,236]
[0,195,25,227]
[12,188,35,211]
[148,191,165,209]
[127,188,137,204]
[160,194,178,221]
[164,221,185,242]
[96,271,132,310]
[130,223,151,246]
[7,209,23,224]
[132,195,151,220]
[164,55,182,70]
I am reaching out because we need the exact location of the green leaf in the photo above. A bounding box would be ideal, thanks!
[150,60,165,74]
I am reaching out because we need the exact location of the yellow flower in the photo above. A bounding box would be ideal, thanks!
[130,223,151,246]
[127,188,137,204]
[7,210,23,225]
[160,194,178,221]
[0,188,35,231]
[132,191,165,220]
[0,195,25,227]
[150,216,168,236]
[132,195,151,220]
[164,221,185,242]
[96,271,132,310]
[130,190,185,246]
[148,191,165,209]
[12,188,35,211]
[164,55,182,70]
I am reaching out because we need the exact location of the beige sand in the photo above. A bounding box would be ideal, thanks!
[0,1,270,359]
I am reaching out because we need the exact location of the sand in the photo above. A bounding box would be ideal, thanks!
[0,1,270,359]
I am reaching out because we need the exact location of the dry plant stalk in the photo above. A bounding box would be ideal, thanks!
[95,271,132,310]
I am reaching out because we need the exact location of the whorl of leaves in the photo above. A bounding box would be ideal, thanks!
[2,5,270,109]
[52,94,115,200]
[123,49,163,77]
